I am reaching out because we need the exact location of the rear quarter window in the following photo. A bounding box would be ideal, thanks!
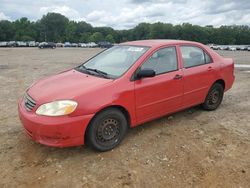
[181,46,211,68]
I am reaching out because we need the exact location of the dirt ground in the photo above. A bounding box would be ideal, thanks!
[0,48,249,188]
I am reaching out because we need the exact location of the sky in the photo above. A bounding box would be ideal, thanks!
[0,0,250,29]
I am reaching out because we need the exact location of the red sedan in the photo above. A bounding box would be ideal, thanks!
[18,40,235,151]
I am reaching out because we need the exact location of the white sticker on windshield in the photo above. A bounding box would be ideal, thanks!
[127,47,144,52]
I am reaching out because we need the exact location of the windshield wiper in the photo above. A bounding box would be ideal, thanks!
[77,65,110,79]
[76,65,90,74]
[86,68,108,77]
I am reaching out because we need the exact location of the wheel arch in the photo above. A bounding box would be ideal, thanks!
[202,79,225,111]
[203,79,225,103]
[213,79,225,89]
[84,105,131,143]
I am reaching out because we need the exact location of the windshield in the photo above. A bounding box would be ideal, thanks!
[76,45,149,79]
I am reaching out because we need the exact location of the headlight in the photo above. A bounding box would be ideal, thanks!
[36,100,78,116]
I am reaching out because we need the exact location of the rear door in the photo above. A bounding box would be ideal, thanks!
[180,45,216,107]
[134,46,183,124]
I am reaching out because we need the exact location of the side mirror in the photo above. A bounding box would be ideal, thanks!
[136,69,156,79]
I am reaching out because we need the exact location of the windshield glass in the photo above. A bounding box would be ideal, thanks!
[77,45,149,78]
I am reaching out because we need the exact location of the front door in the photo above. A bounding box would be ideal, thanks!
[134,47,183,124]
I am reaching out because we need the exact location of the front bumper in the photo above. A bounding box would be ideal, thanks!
[18,99,94,147]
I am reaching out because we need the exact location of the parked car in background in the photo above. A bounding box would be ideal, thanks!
[28,41,36,47]
[71,43,78,47]
[210,45,219,50]
[247,46,250,51]
[0,41,8,47]
[38,42,56,49]
[239,46,247,51]
[243,46,249,51]
[218,46,228,50]
[64,42,71,47]
[228,46,236,51]
[7,41,17,47]
[56,43,64,47]
[16,41,27,47]
[18,39,235,151]
[98,41,113,48]
[79,43,87,48]
[87,42,98,48]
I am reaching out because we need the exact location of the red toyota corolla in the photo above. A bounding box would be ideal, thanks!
[18,40,235,151]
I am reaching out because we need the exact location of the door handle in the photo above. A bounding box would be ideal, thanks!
[208,66,213,71]
[174,74,183,80]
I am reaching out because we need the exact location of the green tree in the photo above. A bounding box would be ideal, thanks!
[88,32,104,43]
[40,13,69,42]
[79,32,92,43]
[234,25,250,44]
[149,22,166,39]
[133,23,150,40]
[105,34,115,43]
[65,21,77,42]
[76,21,92,33]
[0,20,15,41]
[21,35,34,41]
[13,17,36,41]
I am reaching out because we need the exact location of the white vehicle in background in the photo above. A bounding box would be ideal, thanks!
[79,43,87,48]
[247,46,250,51]
[16,41,27,47]
[28,41,36,47]
[71,43,78,47]
[209,44,219,50]
[87,42,98,48]
[218,46,228,50]
[7,41,17,47]
[56,43,64,47]
[228,46,236,51]
[0,41,8,47]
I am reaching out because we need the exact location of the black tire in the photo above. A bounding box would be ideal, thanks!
[86,108,128,152]
[202,83,224,111]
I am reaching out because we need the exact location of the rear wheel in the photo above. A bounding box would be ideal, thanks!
[202,83,224,111]
[86,108,128,151]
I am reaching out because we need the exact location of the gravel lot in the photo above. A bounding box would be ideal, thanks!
[0,48,250,188]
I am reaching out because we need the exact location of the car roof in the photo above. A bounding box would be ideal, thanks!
[122,39,202,47]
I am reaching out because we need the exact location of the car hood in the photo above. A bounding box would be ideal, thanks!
[27,69,113,103]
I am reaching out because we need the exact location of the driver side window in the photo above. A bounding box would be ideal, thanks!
[140,47,178,75]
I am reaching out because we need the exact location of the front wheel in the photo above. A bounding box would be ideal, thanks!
[202,83,224,111]
[86,108,128,152]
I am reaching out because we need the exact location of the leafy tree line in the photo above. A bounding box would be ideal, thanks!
[1,12,250,44]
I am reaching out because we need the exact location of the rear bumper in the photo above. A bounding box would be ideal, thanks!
[18,99,94,147]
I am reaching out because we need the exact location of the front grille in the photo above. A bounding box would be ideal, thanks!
[24,93,36,111]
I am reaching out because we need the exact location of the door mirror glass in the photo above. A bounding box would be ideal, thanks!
[136,69,156,79]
